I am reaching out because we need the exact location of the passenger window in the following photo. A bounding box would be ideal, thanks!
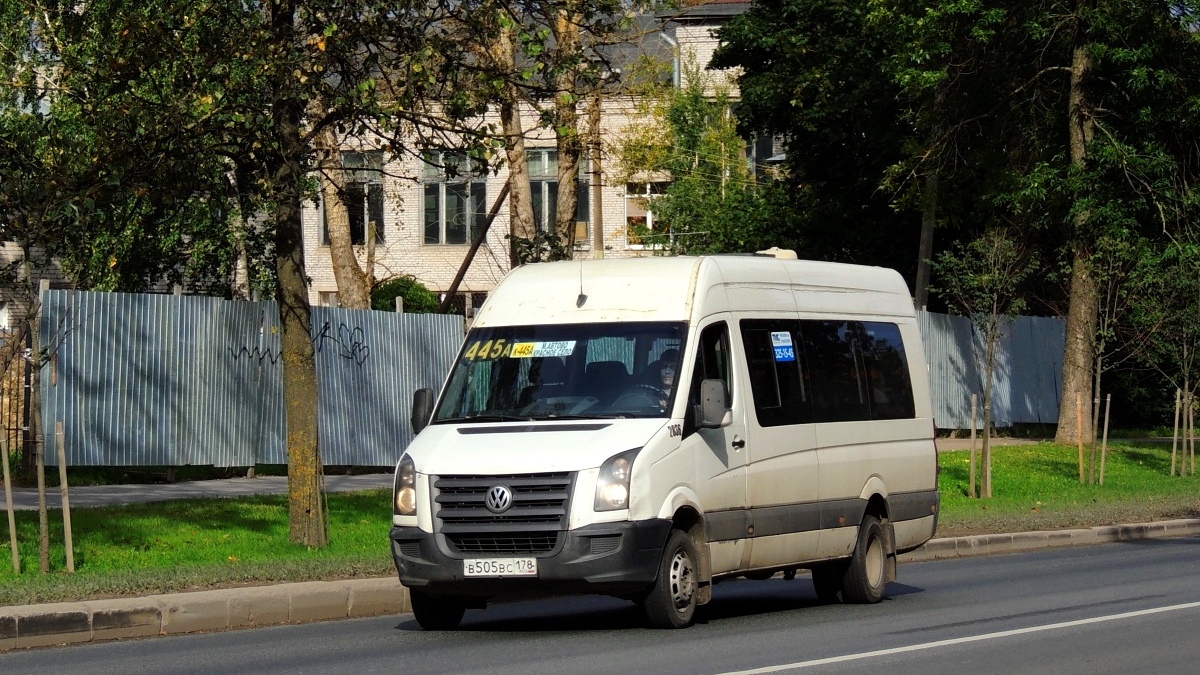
[686,322,732,434]
[802,321,915,422]
[803,321,871,422]
[860,322,916,420]
[740,320,812,427]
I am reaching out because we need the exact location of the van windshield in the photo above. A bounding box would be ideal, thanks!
[432,322,687,423]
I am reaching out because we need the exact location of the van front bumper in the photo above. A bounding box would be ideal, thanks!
[390,519,673,600]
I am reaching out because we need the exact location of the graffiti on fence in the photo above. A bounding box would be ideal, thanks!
[313,321,370,365]
[227,344,282,364]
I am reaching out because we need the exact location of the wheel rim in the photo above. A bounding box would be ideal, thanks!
[668,546,696,612]
[864,533,884,589]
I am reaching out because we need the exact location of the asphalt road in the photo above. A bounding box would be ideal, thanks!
[3,535,1198,674]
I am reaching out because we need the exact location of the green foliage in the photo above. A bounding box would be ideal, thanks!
[613,59,793,255]
[930,228,1033,324]
[508,230,573,264]
[370,276,439,313]
[711,0,923,273]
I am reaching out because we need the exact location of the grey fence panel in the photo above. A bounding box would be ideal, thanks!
[312,309,463,467]
[917,310,1065,429]
[40,290,462,467]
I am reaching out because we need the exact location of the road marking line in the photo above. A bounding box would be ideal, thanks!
[716,600,1200,674]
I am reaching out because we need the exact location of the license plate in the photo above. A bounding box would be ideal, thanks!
[463,558,538,577]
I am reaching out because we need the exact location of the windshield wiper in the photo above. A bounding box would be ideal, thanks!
[434,414,536,424]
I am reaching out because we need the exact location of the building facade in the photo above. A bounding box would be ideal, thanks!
[300,1,750,313]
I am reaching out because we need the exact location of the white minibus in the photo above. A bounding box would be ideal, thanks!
[391,251,939,629]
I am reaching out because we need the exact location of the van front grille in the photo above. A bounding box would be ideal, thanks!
[433,472,573,556]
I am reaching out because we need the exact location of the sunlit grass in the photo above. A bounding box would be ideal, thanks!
[0,490,395,606]
[937,441,1200,536]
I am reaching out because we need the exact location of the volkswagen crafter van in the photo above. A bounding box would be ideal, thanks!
[391,252,939,629]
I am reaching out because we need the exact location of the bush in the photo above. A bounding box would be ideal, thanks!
[371,276,439,313]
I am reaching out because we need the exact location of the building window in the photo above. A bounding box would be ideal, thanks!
[322,151,384,245]
[746,134,777,182]
[318,291,339,308]
[625,181,668,248]
[527,149,590,242]
[422,150,487,245]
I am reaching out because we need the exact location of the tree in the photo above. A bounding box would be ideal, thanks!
[932,228,1035,497]
[613,58,791,253]
[371,275,439,313]
[711,0,923,275]
[714,1,1200,443]
[2,0,502,546]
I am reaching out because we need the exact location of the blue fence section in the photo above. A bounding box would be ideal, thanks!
[35,291,1065,467]
[917,311,1065,429]
[39,290,463,467]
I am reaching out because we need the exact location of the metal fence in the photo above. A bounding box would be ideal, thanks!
[39,290,463,467]
[29,291,1064,467]
[917,310,1065,429]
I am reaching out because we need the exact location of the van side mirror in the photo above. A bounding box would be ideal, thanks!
[411,388,435,435]
[697,379,732,429]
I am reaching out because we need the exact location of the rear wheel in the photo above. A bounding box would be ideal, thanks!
[842,515,887,604]
[410,590,466,630]
[642,528,699,628]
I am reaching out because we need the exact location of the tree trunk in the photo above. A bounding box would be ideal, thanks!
[914,170,937,310]
[1055,41,1098,445]
[551,10,581,257]
[271,0,327,547]
[492,24,537,267]
[309,98,370,309]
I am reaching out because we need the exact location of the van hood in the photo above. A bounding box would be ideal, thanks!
[404,419,669,475]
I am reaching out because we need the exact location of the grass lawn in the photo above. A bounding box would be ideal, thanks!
[936,440,1200,535]
[1,440,1197,607]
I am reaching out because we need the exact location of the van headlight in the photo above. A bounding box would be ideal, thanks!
[394,454,417,516]
[594,448,641,512]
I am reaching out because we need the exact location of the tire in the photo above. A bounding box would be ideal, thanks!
[410,590,466,630]
[810,562,846,604]
[642,528,699,628]
[841,515,887,604]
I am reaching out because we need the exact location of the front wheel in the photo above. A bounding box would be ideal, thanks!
[410,590,466,630]
[642,528,699,628]
[842,515,887,604]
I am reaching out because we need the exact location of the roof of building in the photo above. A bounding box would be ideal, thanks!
[662,0,752,21]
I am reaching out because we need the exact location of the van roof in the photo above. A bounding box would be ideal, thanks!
[471,255,914,327]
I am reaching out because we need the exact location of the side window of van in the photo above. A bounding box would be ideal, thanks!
[802,321,915,422]
[859,322,916,420]
[739,320,812,427]
[685,322,732,434]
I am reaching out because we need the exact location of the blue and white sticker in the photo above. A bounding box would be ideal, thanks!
[771,331,795,362]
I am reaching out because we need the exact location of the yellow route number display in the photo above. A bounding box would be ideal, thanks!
[463,339,576,361]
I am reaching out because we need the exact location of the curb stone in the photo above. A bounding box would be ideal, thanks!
[3,518,1198,651]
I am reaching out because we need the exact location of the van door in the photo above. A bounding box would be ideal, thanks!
[678,317,749,575]
[737,319,820,570]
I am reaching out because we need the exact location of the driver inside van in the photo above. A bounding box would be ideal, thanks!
[644,349,679,407]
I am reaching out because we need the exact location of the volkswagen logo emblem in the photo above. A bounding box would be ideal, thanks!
[485,485,514,514]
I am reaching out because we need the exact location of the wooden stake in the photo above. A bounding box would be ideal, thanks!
[970,394,977,499]
[1076,393,1084,483]
[1099,394,1111,486]
[2,435,19,574]
[35,434,49,574]
[1089,396,1099,485]
[1171,388,1181,477]
[55,422,74,573]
